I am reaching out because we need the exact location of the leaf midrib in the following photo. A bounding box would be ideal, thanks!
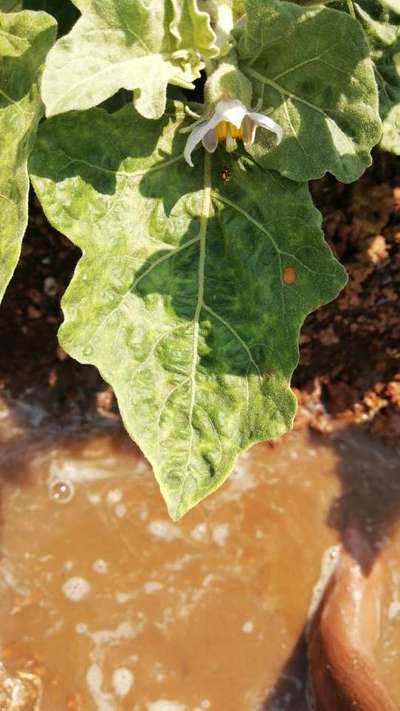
[179,151,212,501]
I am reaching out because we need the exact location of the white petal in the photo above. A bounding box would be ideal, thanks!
[202,129,218,153]
[214,99,247,128]
[248,111,283,144]
[242,116,257,146]
[184,114,220,166]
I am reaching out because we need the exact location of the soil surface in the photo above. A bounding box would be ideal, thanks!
[0,151,399,444]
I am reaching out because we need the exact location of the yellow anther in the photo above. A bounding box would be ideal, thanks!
[229,123,242,139]
[216,121,228,139]
[216,121,244,143]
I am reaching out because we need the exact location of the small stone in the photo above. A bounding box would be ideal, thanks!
[44,277,58,296]
[27,305,41,320]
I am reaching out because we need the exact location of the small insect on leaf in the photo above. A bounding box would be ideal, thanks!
[220,167,231,183]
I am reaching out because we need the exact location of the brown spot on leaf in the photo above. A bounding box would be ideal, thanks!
[283,266,296,284]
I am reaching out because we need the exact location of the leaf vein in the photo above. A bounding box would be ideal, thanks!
[203,304,262,382]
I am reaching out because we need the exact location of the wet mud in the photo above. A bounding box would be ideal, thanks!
[0,398,399,711]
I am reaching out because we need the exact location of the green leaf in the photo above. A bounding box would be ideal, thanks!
[30,104,347,519]
[232,0,246,18]
[41,0,218,120]
[0,1,23,12]
[0,10,28,54]
[237,0,382,181]
[0,0,80,36]
[354,0,400,154]
[0,10,56,304]
[22,1,80,37]
[170,0,218,58]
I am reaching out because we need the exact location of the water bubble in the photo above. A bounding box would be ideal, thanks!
[242,620,254,634]
[44,276,58,296]
[83,345,93,357]
[48,479,75,504]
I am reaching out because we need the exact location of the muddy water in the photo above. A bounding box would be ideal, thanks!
[0,399,399,711]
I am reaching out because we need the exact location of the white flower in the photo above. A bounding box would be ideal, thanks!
[184,99,282,167]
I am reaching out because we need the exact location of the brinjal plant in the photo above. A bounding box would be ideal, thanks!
[0,0,397,519]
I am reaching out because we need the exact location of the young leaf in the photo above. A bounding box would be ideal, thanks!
[354,0,400,154]
[30,104,347,519]
[41,0,218,120]
[237,0,382,182]
[0,10,56,304]
[170,0,218,59]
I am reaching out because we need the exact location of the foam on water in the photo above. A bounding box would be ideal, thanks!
[306,544,341,627]
[93,559,108,575]
[148,520,182,541]
[106,489,122,505]
[86,664,115,711]
[144,581,163,593]
[112,667,134,697]
[191,523,208,542]
[62,577,91,602]
[115,503,127,518]
[50,460,109,483]
[147,702,187,711]
[242,621,254,634]
[212,524,230,546]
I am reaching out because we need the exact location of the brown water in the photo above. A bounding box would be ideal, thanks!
[0,397,399,711]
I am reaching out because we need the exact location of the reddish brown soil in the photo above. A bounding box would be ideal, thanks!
[298,152,400,444]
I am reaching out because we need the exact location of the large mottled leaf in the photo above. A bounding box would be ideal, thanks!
[0,10,56,303]
[353,0,400,153]
[236,0,382,181]
[30,104,347,519]
[41,0,218,120]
